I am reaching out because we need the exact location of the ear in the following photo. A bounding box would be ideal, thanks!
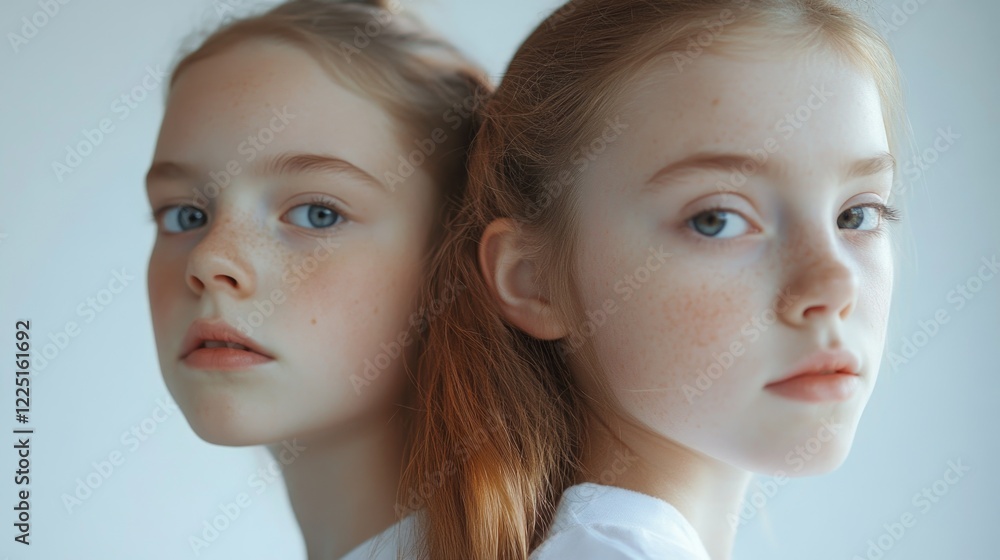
[479,218,568,340]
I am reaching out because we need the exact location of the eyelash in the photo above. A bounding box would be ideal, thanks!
[855,202,902,239]
[295,194,349,231]
[148,206,199,228]
[147,195,349,233]
[305,194,347,217]
[686,202,902,248]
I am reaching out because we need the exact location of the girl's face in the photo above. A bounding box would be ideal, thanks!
[568,46,895,475]
[146,41,440,445]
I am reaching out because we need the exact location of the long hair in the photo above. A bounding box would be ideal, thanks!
[167,3,493,558]
[402,1,910,558]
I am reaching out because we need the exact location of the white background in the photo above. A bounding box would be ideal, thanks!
[1,0,997,558]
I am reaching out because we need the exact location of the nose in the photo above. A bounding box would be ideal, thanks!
[778,235,859,327]
[185,223,256,299]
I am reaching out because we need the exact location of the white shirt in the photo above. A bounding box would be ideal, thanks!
[529,483,711,560]
[339,514,419,560]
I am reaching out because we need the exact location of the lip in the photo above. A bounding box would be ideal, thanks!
[765,349,861,403]
[178,319,275,370]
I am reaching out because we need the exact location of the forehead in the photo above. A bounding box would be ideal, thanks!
[154,40,400,164]
[610,46,888,180]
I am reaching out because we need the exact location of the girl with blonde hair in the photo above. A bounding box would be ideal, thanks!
[144,1,488,557]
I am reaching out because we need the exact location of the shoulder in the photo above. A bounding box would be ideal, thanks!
[530,522,709,560]
[340,514,421,560]
[529,483,711,560]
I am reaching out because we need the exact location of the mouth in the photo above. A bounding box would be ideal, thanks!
[179,319,275,370]
[764,349,861,403]
[199,340,254,351]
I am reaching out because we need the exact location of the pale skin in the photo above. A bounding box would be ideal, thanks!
[483,45,896,559]
[146,40,440,559]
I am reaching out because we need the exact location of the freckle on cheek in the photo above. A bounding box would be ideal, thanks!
[311,317,316,325]
[660,281,751,349]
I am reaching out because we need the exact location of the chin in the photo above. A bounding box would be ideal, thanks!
[772,424,861,477]
[169,386,283,447]
[782,446,854,477]
[726,412,862,477]
[186,416,267,447]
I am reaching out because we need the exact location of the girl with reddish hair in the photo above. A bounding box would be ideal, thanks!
[401,1,910,558]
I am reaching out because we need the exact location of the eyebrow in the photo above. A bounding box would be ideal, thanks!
[145,161,192,187]
[146,152,387,192]
[845,151,896,179]
[255,153,387,191]
[645,151,896,188]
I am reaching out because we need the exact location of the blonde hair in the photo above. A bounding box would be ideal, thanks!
[402,1,911,558]
[167,0,491,199]
[165,3,493,558]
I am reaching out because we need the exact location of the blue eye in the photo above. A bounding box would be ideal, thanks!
[159,206,207,233]
[688,208,750,239]
[284,199,345,229]
[838,203,900,231]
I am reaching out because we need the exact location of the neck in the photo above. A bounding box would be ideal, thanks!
[272,406,406,560]
[579,414,752,560]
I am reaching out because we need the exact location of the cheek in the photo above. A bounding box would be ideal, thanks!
[606,268,760,391]
[656,276,756,352]
[296,263,408,332]
[855,242,895,337]
[577,242,767,422]
[147,248,183,337]
[274,246,423,384]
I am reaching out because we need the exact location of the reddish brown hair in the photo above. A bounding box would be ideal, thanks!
[402,1,908,558]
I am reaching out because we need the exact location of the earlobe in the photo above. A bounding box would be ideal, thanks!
[479,219,568,340]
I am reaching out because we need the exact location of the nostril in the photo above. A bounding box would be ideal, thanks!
[802,304,827,317]
[213,274,239,289]
[185,252,254,296]
[186,274,205,293]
